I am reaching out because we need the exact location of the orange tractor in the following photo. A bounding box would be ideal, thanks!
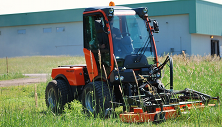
[45,2,219,122]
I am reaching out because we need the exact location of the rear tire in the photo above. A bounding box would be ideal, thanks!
[45,79,73,113]
[82,81,115,116]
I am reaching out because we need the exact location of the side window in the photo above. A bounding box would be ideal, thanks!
[83,16,99,50]
[83,14,111,74]
[43,28,52,33]
[84,15,109,51]
[18,29,26,34]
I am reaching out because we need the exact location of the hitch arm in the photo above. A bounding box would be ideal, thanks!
[152,56,173,91]
[175,88,220,102]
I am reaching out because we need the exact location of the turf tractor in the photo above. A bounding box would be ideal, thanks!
[45,2,219,122]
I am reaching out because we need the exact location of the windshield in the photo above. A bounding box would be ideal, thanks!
[110,10,156,65]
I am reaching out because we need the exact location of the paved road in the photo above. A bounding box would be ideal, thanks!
[0,74,50,87]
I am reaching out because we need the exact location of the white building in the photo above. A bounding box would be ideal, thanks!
[0,0,222,57]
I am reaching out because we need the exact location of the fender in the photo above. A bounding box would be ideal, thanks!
[94,75,107,82]
[51,66,86,86]
[53,74,76,99]
[54,74,70,85]
[52,66,86,98]
[54,74,68,82]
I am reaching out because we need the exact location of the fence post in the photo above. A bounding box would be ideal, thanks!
[35,84,38,107]
[6,57,8,75]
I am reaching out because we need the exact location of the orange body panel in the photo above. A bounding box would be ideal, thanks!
[120,110,177,123]
[120,102,203,123]
[51,67,85,86]
[83,48,98,81]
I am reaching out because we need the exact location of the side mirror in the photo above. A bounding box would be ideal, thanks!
[153,20,159,33]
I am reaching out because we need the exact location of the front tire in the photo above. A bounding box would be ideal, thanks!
[82,81,115,116]
[45,79,73,113]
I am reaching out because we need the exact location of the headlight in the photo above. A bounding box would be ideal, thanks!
[108,8,114,20]
[156,72,161,78]
[115,75,119,80]
[120,76,124,81]
[115,75,124,81]
[143,8,148,13]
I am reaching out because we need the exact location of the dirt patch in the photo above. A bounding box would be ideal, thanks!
[0,74,50,87]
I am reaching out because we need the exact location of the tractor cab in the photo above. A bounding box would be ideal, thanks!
[83,5,159,82]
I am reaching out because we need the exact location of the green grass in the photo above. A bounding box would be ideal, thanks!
[0,73,25,81]
[0,56,85,74]
[0,82,221,126]
[160,55,222,98]
[0,55,222,126]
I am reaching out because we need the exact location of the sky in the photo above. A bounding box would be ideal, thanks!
[0,0,222,15]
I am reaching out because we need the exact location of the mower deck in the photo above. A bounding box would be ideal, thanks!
[120,101,216,123]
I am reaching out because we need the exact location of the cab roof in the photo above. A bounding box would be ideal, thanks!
[84,6,132,12]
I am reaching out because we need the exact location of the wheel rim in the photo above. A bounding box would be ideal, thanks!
[85,90,95,113]
[47,88,56,109]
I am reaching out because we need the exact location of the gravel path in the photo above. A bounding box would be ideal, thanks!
[0,74,50,87]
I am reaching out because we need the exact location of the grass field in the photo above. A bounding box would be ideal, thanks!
[0,56,85,74]
[0,55,221,126]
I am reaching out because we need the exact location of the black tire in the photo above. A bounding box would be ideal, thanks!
[45,79,73,113]
[82,81,115,116]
